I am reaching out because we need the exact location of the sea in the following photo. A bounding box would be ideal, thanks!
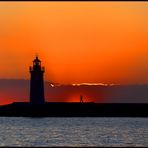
[0,117,147,147]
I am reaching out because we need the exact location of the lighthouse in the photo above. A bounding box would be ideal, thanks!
[29,56,45,105]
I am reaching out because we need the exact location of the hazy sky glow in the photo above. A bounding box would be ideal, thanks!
[0,2,148,84]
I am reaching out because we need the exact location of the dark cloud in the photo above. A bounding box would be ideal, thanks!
[0,79,148,105]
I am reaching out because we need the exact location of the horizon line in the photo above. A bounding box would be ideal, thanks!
[1,78,148,86]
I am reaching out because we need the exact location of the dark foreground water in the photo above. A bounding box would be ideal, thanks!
[0,117,147,147]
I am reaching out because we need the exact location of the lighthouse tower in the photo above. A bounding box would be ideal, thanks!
[29,56,45,105]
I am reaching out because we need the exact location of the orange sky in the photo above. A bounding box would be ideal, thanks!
[0,2,148,84]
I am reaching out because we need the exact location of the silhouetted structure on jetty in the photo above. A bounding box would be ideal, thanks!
[0,56,148,117]
[30,56,45,105]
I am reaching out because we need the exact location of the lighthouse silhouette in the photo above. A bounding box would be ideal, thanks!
[29,56,45,105]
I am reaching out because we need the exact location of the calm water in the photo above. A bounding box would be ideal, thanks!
[0,117,147,147]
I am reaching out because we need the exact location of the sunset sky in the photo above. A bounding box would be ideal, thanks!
[0,2,148,85]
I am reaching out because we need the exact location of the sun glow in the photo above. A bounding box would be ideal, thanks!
[72,83,118,86]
